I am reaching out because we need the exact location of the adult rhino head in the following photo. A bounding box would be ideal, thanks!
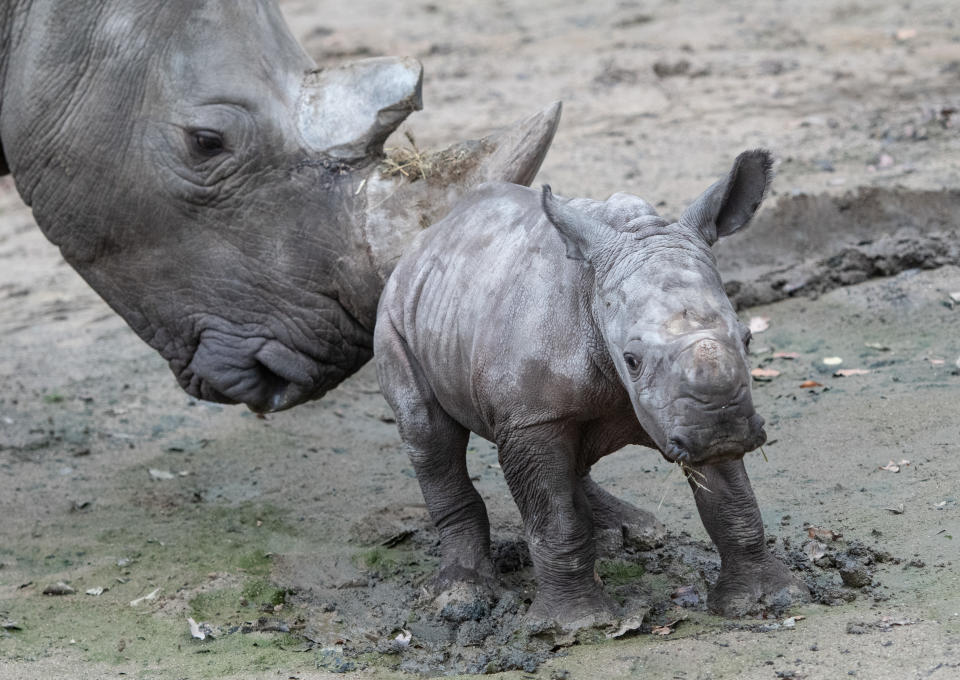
[0,0,559,412]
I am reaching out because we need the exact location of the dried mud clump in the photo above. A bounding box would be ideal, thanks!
[770,531,896,606]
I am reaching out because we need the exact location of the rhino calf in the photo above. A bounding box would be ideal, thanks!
[375,150,809,629]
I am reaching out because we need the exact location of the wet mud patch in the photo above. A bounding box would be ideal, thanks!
[265,511,899,675]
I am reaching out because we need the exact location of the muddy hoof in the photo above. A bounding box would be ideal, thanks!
[708,554,810,617]
[584,476,665,555]
[431,564,499,623]
[523,589,620,634]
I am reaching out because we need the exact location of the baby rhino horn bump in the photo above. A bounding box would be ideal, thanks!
[298,56,424,161]
[687,339,740,395]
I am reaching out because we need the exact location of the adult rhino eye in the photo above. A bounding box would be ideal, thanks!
[191,129,225,156]
[624,353,641,374]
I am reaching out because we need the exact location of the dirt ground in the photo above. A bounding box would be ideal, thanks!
[2,0,959,678]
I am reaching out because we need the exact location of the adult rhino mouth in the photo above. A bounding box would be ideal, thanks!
[183,330,321,413]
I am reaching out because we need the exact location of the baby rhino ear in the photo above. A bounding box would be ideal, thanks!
[681,149,774,244]
[541,185,617,262]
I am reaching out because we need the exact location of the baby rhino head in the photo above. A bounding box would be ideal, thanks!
[542,150,773,465]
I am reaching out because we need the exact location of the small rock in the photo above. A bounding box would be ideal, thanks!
[846,621,870,634]
[42,582,75,596]
[839,559,872,588]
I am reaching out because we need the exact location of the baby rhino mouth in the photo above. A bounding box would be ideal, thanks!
[664,413,767,465]
[183,330,320,412]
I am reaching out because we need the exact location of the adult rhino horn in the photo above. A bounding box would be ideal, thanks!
[360,101,562,284]
[298,56,423,161]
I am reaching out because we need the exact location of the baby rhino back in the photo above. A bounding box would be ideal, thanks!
[377,182,638,438]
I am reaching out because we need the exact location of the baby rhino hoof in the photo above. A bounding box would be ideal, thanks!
[524,590,620,635]
[433,582,493,623]
[709,555,811,617]
[430,565,498,623]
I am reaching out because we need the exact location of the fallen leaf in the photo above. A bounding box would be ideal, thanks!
[130,587,161,606]
[188,617,206,640]
[834,368,870,377]
[881,616,915,627]
[803,540,827,561]
[799,380,823,388]
[650,615,686,636]
[394,629,412,646]
[879,461,900,473]
[865,342,891,351]
[950,292,960,303]
[148,469,175,481]
[751,368,780,381]
[606,612,648,639]
[898,459,910,467]
[749,316,770,334]
[807,526,842,541]
[773,352,800,360]
[822,356,843,366]
[85,587,105,596]
[886,504,905,515]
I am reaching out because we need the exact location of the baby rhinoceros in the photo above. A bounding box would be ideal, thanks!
[375,149,809,631]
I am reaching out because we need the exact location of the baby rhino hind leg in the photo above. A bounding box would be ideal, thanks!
[583,474,665,556]
[375,323,497,622]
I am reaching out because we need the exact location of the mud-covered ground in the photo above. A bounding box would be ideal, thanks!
[2,1,959,678]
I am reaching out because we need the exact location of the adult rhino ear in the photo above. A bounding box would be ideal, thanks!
[680,149,774,245]
[541,185,617,262]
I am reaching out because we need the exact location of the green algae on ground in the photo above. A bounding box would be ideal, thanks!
[0,499,317,678]
[597,559,646,587]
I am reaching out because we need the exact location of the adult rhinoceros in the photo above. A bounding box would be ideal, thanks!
[0,0,559,413]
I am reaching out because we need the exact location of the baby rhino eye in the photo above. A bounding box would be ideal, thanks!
[191,129,225,156]
[624,353,641,374]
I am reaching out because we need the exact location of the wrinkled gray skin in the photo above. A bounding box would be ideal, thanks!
[0,0,560,412]
[376,150,810,629]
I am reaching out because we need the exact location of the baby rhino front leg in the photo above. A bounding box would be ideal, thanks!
[499,426,617,631]
[689,459,810,616]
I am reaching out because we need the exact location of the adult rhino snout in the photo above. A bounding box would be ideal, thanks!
[184,332,322,414]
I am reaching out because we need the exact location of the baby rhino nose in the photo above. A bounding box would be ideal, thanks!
[685,338,742,395]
